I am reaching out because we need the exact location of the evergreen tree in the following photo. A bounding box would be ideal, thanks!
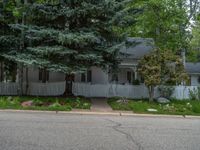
[2,0,129,95]
[0,0,20,82]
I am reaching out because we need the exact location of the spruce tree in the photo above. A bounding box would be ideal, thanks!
[2,0,129,95]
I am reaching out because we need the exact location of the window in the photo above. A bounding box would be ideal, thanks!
[127,71,131,83]
[87,70,92,82]
[81,73,86,82]
[39,68,49,83]
[81,70,92,82]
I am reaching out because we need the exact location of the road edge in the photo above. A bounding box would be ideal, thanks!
[0,109,200,119]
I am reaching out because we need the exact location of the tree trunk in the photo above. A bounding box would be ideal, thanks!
[148,86,154,102]
[17,64,24,96]
[25,67,29,95]
[0,62,4,82]
[64,73,74,96]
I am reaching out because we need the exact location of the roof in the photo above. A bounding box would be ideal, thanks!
[119,37,154,59]
[185,62,200,74]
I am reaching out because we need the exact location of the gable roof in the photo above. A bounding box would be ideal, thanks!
[185,62,200,74]
[119,37,154,59]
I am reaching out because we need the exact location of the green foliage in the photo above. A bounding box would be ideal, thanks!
[0,1,128,75]
[138,49,188,101]
[132,79,140,85]
[0,96,91,110]
[189,16,200,62]
[158,86,175,99]
[108,97,200,115]
[126,0,190,52]
[189,87,200,100]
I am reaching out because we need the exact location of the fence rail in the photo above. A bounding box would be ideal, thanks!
[0,82,198,99]
[73,83,199,100]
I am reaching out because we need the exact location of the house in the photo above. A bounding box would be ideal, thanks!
[16,37,153,85]
[185,62,200,86]
[0,37,199,100]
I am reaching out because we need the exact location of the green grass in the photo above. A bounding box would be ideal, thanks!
[0,96,91,111]
[107,97,200,116]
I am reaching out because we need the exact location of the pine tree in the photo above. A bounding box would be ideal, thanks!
[0,0,20,82]
[2,0,129,95]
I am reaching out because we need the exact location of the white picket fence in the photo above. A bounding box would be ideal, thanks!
[0,83,19,95]
[0,82,198,99]
[73,83,199,100]
[0,82,65,96]
[27,82,65,96]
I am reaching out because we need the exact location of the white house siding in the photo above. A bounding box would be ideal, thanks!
[117,68,134,84]
[23,67,39,82]
[74,67,109,84]
[49,72,65,82]
[22,67,65,82]
[91,67,108,84]
[190,75,200,86]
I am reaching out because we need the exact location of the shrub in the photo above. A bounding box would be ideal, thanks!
[49,99,61,108]
[192,103,200,113]
[132,79,140,85]
[189,87,200,100]
[158,85,174,99]
[33,98,44,106]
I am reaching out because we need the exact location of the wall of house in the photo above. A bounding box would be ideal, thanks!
[74,67,109,84]
[190,75,200,86]
[23,67,65,82]
[117,68,133,84]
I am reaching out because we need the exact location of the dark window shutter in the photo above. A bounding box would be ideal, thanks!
[87,70,92,82]
[127,71,131,83]
[39,69,42,81]
[46,70,49,81]
[81,73,86,82]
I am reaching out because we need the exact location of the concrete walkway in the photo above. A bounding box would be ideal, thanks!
[91,98,113,112]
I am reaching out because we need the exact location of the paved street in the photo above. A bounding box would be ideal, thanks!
[0,112,200,150]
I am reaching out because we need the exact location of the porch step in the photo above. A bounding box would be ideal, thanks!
[91,98,113,112]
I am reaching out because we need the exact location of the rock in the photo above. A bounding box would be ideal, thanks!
[7,96,13,101]
[156,97,170,104]
[21,101,33,107]
[117,99,129,104]
[147,108,158,112]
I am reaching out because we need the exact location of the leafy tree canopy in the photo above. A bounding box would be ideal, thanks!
[138,49,188,101]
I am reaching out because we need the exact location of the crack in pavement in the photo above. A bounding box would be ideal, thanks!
[105,119,144,150]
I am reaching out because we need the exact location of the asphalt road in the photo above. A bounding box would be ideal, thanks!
[0,112,200,150]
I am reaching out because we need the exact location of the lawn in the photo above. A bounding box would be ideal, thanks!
[108,97,200,116]
[0,96,91,111]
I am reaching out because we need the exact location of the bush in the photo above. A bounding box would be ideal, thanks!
[132,79,140,85]
[33,98,44,106]
[192,103,200,113]
[49,99,61,108]
[189,87,200,100]
[158,85,174,98]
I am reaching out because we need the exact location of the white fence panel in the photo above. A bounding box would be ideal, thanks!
[172,86,198,100]
[28,82,65,96]
[0,83,18,95]
[73,83,152,99]
[0,82,199,99]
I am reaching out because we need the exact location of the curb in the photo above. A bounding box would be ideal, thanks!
[0,109,200,119]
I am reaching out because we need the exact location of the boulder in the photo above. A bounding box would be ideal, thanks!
[7,96,13,101]
[21,101,33,107]
[117,99,129,104]
[156,97,170,104]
